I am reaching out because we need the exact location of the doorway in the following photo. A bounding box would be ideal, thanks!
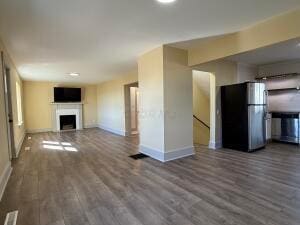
[192,70,212,147]
[1,53,15,160]
[124,82,139,136]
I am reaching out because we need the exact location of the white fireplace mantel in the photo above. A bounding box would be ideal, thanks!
[51,102,83,132]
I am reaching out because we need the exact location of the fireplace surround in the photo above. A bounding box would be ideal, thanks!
[51,103,83,132]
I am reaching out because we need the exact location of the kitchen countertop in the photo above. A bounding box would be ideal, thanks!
[269,111,300,114]
[270,112,300,118]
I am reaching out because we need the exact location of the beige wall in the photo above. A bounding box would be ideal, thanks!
[237,63,257,83]
[97,71,138,135]
[193,79,210,145]
[138,47,165,150]
[189,9,300,66]
[163,46,193,152]
[24,81,97,132]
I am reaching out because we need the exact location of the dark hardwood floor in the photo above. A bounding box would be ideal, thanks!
[1,128,300,225]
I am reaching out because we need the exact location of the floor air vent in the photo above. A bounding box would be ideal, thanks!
[4,211,18,225]
[129,153,149,160]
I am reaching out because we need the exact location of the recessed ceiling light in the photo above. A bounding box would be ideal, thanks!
[68,72,80,77]
[156,0,176,4]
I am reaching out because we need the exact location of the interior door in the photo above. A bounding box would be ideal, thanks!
[2,54,15,159]
[248,105,266,150]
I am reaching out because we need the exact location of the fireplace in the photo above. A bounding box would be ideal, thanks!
[60,115,76,130]
[51,103,83,132]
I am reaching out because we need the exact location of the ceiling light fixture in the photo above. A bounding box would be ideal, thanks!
[68,72,80,77]
[297,43,300,47]
[156,0,176,4]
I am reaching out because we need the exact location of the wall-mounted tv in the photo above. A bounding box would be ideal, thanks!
[54,87,81,102]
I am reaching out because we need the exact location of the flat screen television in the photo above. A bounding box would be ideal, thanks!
[54,87,81,102]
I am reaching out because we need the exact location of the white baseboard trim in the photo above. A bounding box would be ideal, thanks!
[26,128,52,134]
[14,132,26,158]
[139,145,164,161]
[0,162,12,201]
[140,145,195,162]
[209,140,222,149]
[164,146,195,162]
[98,124,126,136]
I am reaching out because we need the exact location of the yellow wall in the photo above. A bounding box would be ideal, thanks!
[0,43,11,177]
[0,38,25,179]
[189,9,300,66]
[1,40,26,155]
[8,67,25,153]
[97,71,138,135]
[194,60,237,148]
[193,79,210,145]
[23,81,98,132]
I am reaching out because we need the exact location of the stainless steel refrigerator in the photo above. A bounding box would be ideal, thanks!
[221,82,267,152]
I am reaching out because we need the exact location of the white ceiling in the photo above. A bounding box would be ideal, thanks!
[0,0,300,83]
[226,38,300,66]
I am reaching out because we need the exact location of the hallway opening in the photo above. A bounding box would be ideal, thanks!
[124,82,139,136]
[192,70,213,147]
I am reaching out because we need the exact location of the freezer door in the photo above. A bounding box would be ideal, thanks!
[247,82,266,105]
[248,105,266,150]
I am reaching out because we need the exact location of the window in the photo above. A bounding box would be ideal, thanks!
[16,82,23,125]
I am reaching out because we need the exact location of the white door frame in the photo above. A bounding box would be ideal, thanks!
[1,52,15,160]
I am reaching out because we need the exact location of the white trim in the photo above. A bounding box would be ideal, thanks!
[14,132,26,158]
[139,145,164,161]
[140,145,195,162]
[209,140,222,149]
[0,162,12,201]
[98,124,126,136]
[26,128,52,134]
[4,210,18,225]
[164,146,195,162]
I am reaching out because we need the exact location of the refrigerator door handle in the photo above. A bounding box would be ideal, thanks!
[264,90,268,108]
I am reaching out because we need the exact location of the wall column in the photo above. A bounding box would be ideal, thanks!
[138,46,194,162]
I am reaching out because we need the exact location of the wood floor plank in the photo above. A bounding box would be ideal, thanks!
[0,128,300,225]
